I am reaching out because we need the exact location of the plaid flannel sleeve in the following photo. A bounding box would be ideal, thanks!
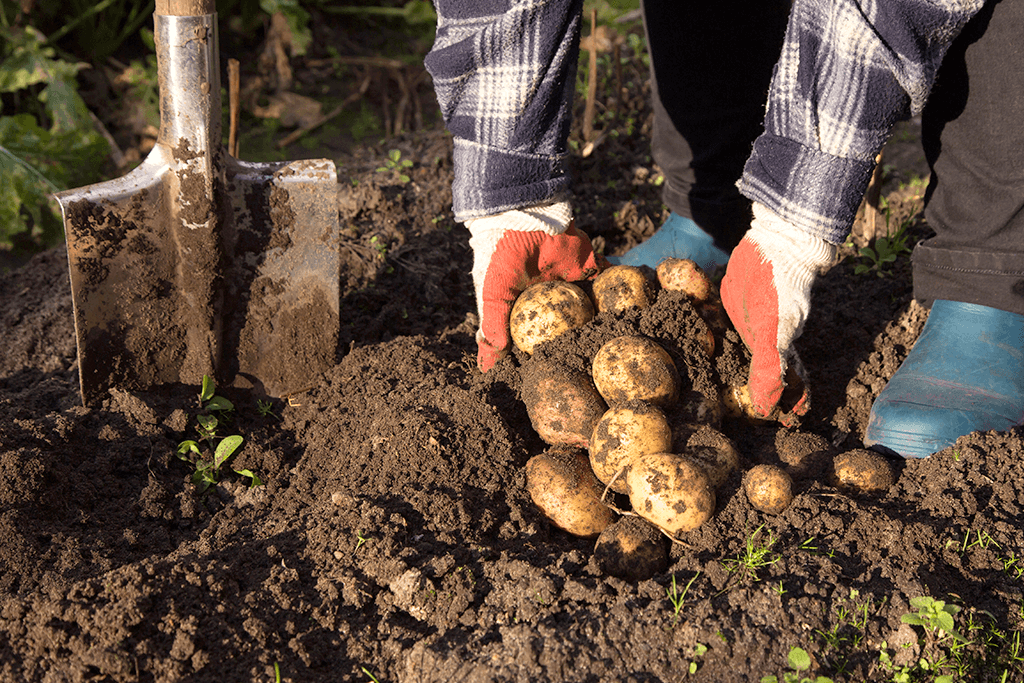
[740,0,985,244]
[424,0,583,222]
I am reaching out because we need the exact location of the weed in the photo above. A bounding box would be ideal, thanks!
[852,208,916,277]
[256,399,278,419]
[360,666,381,683]
[274,661,282,683]
[355,532,369,552]
[376,148,413,183]
[773,581,787,596]
[958,528,999,554]
[902,596,967,643]
[370,235,389,259]
[761,646,834,683]
[688,643,708,676]
[175,375,262,492]
[665,572,700,625]
[722,524,780,581]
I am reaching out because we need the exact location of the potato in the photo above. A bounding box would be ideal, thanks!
[684,425,741,489]
[830,449,895,496]
[656,258,715,303]
[592,265,654,315]
[626,452,715,535]
[722,367,807,424]
[775,430,832,479]
[743,464,794,514]
[593,515,668,581]
[589,402,673,494]
[510,280,595,355]
[522,361,607,448]
[526,446,616,537]
[592,336,680,407]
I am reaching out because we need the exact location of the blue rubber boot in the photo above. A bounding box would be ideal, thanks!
[864,300,1024,458]
[607,212,730,272]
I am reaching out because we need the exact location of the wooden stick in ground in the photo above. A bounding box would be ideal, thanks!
[277,73,372,149]
[228,58,240,158]
[864,149,885,242]
[583,8,598,143]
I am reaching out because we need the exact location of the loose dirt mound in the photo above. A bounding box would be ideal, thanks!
[2,104,1023,683]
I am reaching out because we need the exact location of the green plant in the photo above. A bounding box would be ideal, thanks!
[761,647,834,683]
[175,375,263,492]
[360,666,381,683]
[722,524,780,581]
[376,148,413,183]
[688,643,708,676]
[853,209,916,277]
[0,25,109,251]
[355,531,369,551]
[666,572,700,625]
[902,596,967,643]
[256,399,278,419]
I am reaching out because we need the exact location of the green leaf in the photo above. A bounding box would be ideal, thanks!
[214,435,244,468]
[205,395,234,412]
[197,414,219,432]
[760,677,778,683]
[901,614,926,626]
[176,440,200,458]
[200,375,215,402]
[787,647,811,671]
[234,469,264,488]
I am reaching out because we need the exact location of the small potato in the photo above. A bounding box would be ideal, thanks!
[722,367,807,424]
[830,449,895,496]
[589,402,673,494]
[744,464,794,515]
[684,425,741,489]
[626,452,716,535]
[522,361,607,448]
[592,336,680,407]
[775,430,832,479]
[510,281,595,355]
[656,258,715,303]
[592,265,654,315]
[593,515,668,582]
[526,446,616,537]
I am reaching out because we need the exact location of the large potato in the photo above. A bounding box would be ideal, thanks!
[589,402,673,494]
[592,336,680,407]
[626,452,715,535]
[510,281,595,355]
[592,265,654,315]
[522,361,607,448]
[526,446,616,537]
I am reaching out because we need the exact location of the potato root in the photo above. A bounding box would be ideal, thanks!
[626,452,716,535]
[743,464,794,514]
[830,449,895,496]
[589,402,673,494]
[592,265,654,315]
[592,336,680,407]
[510,281,595,355]
[522,361,607,448]
[526,446,616,537]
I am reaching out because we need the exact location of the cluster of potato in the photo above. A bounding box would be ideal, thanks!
[514,261,896,570]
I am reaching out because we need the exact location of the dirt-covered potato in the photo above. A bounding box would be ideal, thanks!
[526,446,616,537]
[774,429,833,479]
[626,452,715,535]
[592,335,680,407]
[522,361,607,448]
[592,265,654,315]
[510,281,595,355]
[722,367,807,424]
[589,402,673,494]
[683,425,741,489]
[656,258,715,303]
[830,449,895,496]
[743,464,794,514]
[593,515,668,581]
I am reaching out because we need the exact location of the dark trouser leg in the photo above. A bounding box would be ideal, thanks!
[641,0,789,252]
[915,0,1024,316]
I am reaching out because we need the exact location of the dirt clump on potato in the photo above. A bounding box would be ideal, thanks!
[592,335,680,407]
[522,361,607,448]
[593,515,668,581]
[592,265,655,315]
[526,446,616,538]
[830,449,896,496]
[626,452,715,535]
[773,429,834,480]
[510,281,595,355]
[589,402,673,494]
[744,464,794,515]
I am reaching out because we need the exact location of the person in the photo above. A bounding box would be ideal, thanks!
[424,0,1024,458]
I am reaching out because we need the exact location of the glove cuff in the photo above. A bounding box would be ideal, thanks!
[464,200,573,238]
[747,203,836,293]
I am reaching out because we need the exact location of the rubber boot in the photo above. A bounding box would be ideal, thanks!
[864,300,1024,458]
[607,212,729,272]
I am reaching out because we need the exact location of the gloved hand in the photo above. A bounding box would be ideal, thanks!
[467,201,605,371]
[720,203,836,421]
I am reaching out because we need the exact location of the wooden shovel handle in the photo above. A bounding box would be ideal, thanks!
[156,0,215,15]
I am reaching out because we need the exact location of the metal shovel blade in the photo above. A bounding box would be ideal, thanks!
[54,1,340,406]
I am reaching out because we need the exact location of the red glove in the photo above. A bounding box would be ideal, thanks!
[467,202,605,371]
[720,204,836,421]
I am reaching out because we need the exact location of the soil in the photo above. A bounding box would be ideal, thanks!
[2,17,1024,683]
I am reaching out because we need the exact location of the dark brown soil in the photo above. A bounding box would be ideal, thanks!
[2,24,1023,683]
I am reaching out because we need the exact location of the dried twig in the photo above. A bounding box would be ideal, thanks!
[228,58,240,157]
[276,73,372,149]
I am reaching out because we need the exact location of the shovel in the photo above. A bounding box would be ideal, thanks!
[54,0,340,407]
